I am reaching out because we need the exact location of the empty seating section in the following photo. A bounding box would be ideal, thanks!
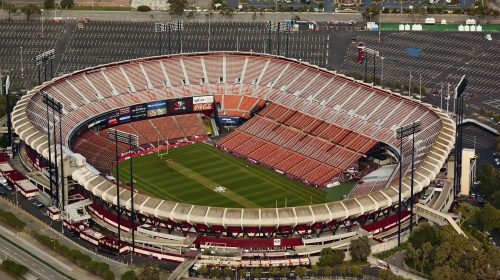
[218,103,379,186]
[70,114,207,174]
[22,53,440,190]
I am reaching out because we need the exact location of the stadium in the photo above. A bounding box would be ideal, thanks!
[11,51,455,266]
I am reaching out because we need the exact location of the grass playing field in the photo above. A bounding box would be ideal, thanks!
[115,143,354,208]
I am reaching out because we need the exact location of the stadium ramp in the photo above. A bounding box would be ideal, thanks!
[414,203,466,237]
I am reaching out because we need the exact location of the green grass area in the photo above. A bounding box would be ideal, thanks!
[325,182,355,201]
[116,143,354,208]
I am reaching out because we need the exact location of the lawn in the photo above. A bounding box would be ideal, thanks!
[115,143,354,208]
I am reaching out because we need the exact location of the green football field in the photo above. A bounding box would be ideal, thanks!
[115,143,354,208]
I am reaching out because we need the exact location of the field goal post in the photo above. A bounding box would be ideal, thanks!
[158,137,169,159]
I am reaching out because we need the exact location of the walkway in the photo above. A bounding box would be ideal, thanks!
[414,203,466,237]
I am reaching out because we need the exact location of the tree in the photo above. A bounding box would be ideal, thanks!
[252,268,262,279]
[21,4,40,21]
[168,0,187,16]
[405,243,419,270]
[322,266,333,278]
[222,267,233,279]
[473,203,500,232]
[0,259,28,277]
[4,3,17,21]
[280,267,290,278]
[317,248,345,267]
[137,5,151,12]
[238,268,246,279]
[310,265,319,277]
[44,0,55,9]
[121,270,139,280]
[477,164,500,200]
[60,0,73,9]
[349,266,362,278]
[198,266,209,278]
[409,223,440,249]
[138,263,161,280]
[295,267,307,278]
[420,242,432,273]
[269,267,280,279]
[455,202,478,225]
[210,268,221,279]
[362,2,381,21]
[350,236,371,262]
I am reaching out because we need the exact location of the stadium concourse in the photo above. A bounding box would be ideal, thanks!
[11,52,455,265]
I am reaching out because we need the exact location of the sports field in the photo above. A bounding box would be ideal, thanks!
[115,143,353,208]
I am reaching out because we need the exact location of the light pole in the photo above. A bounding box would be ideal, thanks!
[108,129,138,263]
[396,121,421,244]
[42,92,65,211]
[154,22,166,55]
[208,12,211,52]
[41,9,44,38]
[380,56,385,88]
[283,23,291,57]
[20,47,24,79]
[453,76,468,197]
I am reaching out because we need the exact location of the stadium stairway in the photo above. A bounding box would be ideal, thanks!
[169,257,197,280]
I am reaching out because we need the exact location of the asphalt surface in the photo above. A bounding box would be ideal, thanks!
[0,227,70,280]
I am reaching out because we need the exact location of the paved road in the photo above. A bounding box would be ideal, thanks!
[2,9,496,23]
[0,227,71,280]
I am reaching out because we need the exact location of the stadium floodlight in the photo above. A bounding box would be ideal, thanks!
[154,23,167,55]
[266,21,281,55]
[453,75,468,197]
[42,92,65,218]
[167,20,183,53]
[35,49,56,84]
[108,128,138,263]
[395,121,421,247]
[282,23,291,57]
[1,74,12,155]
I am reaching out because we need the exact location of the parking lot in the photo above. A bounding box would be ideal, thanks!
[57,21,331,74]
[360,0,475,11]
[340,31,500,115]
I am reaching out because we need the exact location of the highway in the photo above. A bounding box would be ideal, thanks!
[0,226,73,280]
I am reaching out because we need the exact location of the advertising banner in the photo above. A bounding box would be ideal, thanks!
[192,96,214,111]
[131,104,147,120]
[88,110,118,128]
[167,97,193,115]
[218,116,240,125]
[117,107,131,124]
[147,100,167,117]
